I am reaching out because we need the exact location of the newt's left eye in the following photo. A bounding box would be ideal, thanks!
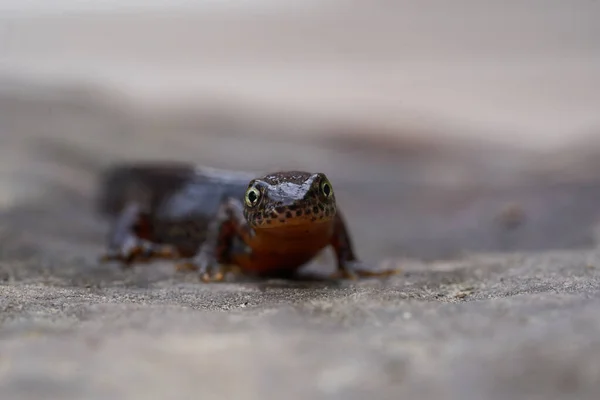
[320,180,333,198]
[245,187,261,207]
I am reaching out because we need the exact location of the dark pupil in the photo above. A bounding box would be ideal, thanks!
[323,184,330,196]
[248,191,257,203]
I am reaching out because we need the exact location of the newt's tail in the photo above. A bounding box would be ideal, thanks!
[28,137,200,216]
[97,162,198,216]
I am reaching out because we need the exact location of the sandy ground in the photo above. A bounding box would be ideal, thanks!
[2,2,600,399]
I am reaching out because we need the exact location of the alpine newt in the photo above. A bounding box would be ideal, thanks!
[98,162,398,281]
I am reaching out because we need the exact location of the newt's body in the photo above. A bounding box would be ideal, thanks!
[99,163,396,281]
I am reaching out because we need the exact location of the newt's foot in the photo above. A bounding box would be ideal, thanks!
[333,260,402,280]
[100,237,179,266]
[175,253,228,282]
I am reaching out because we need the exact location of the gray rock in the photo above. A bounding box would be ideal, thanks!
[2,78,600,400]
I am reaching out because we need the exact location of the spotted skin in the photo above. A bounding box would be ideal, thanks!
[243,171,337,228]
[99,164,399,281]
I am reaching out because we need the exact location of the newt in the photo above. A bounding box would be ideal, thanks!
[98,162,398,281]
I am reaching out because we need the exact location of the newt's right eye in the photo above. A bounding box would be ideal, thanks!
[245,187,261,207]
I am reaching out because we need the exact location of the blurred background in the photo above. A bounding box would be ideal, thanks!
[1,0,600,265]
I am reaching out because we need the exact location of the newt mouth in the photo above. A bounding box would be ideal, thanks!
[247,202,337,229]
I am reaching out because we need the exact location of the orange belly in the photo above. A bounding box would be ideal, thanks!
[232,222,333,275]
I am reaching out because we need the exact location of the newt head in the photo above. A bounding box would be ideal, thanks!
[242,171,337,234]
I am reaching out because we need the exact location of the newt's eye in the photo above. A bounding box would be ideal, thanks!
[320,180,333,198]
[245,187,261,207]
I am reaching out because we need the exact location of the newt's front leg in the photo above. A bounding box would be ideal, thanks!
[330,211,401,279]
[177,197,253,282]
[100,203,180,265]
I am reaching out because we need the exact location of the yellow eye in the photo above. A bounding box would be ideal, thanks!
[320,180,333,198]
[245,187,261,207]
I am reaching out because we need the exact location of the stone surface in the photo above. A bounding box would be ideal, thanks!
[1,89,600,400]
[2,3,600,394]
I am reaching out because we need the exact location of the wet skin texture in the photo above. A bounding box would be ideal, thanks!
[99,163,397,281]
